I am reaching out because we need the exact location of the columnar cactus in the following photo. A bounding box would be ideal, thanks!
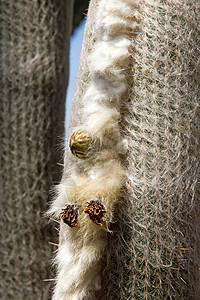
[48,0,139,299]
[49,0,199,299]
[0,0,74,298]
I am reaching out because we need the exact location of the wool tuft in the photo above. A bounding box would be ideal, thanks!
[48,0,141,299]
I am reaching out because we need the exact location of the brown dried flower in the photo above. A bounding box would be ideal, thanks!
[84,201,106,226]
[61,205,78,228]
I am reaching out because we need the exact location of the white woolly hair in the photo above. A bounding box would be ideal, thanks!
[48,0,141,299]
[49,154,124,221]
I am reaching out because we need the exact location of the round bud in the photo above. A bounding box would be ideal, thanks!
[69,130,92,159]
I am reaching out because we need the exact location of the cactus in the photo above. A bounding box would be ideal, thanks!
[0,0,74,298]
[49,0,199,299]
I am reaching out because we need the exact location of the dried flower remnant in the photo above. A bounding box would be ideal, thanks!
[69,130,92,159]
[61,205,78,228]
[84,201,106,226]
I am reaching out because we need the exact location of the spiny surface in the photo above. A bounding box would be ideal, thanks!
[0,0,74,298]
[102,1,200,299]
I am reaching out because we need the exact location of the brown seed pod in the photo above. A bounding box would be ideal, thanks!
[84,201,106,226]
[61,205,78,228]
[69,130,92,159]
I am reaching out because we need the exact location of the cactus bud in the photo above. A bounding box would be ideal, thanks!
[69,130,92,159]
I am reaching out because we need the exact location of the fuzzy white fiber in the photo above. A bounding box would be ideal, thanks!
[48,0,141,299]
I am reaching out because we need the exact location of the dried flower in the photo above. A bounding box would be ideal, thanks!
[84,201,106,226]
[61,205,78,228]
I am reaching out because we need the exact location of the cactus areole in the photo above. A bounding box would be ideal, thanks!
[69,130,92,158]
